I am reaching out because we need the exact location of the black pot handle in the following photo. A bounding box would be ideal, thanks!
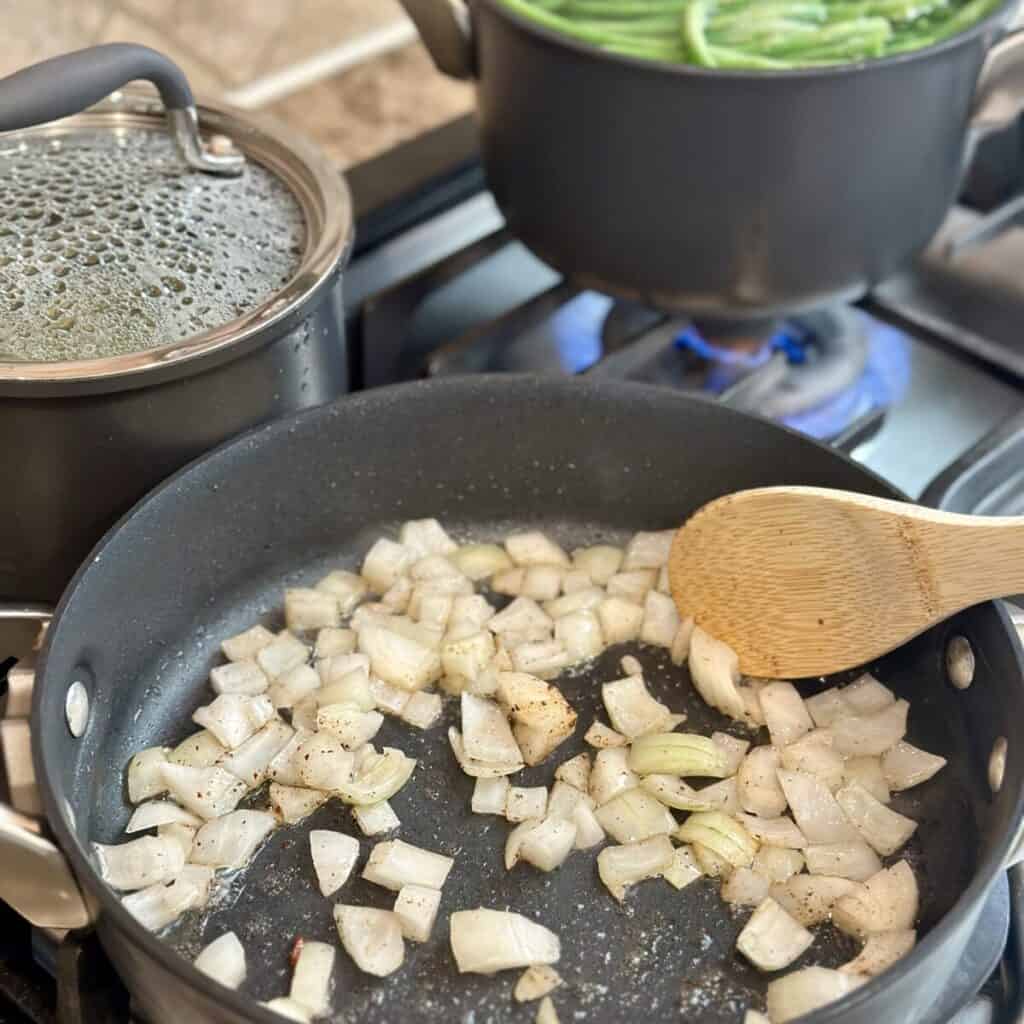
[0,43,244,176]
[399,0,476,79]
[969,29,1024,153]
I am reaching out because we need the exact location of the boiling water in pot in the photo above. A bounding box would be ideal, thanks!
[0,129,306,362]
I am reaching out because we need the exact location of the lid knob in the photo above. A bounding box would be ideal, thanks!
[0,43,244,177]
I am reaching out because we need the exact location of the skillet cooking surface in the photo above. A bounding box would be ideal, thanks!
[40,378,1010,1023]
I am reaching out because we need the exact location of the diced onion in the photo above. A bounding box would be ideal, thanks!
[221,720,296,789]
[572,802,606,850]
[94,835,185,892]
[505,818,542,870]
[738,748,788,818]
[189,810,276,870]
[780,735,845,792]
[546,780,589,820]
[285,588,341,631]
[442,631,497,690]
[462,693,524,766]
[835,782,917,855]
[210,660,269,697]
[449,908,560,974]
[335,747,416,806]
[192,694,275,750]
[770,875,859,926]
[752,846,805,884]
[833,861,918,938]
[489,597,554,638]
[222,625,275,663]
[676,812,757,869]
[126,800,202,833]
[692,842,733,877]
[394,884,443,942]
[296,734,355,792]
[264,997,312,1021]
[881,741,947,792]
[449,728,524,778]
[401,690,442,730]
[497,673,577,766]
[694,777,741,814]
[572,545,623,585]
[256,632,310,680]
[269,784,328,825]
[831,700,908,757]
[744,1011,771,1024]
[520,566,564,602]
[606,570,657,604]
[353,800,401,836]
[555,610,604,663]
[194,932,247,989]
[601,676,673,739]
[843,756,891,804]
[737,897,814,971]
[358,625,441,692]
[453,543,514,580]
[804,688,847,728]
[505,532,570,567]
[318,653,371,688]
[128,747,170,803]
[169,731,224,769]
[362,839,454,892]
[369,677,411,716]
[597,597,644,644]
[507,786,549,823]
[554,753,591,792]
[536,996,560,1024]
[597,835,675,902]
[776,769,859,843]
[759,682,814,747]
[712,732,750,776]
[561,569,594,594]
[314,627,357,659]
[492,568,526,596]
[544,587,604,619]
[335,905,405,977]
[623,530,674,570]
[840,674,894,715]
[511,641,571,680]
[840,929,916,976]
[316,569,368,614]
[361,538,413,593]
[640,591,680,649]
[289,940,335,1017]
[268,664,321,710]
[688,626,745,720]
[590,748,641,806]
[804,841,882,882]
[514,964,563,1002]
[519,817,578,871]
[722,867,770,907]
[472,776,511,815]
[267,728,313,787]
[662,845,703,889]
[401,518,458,558]
[584,721,628,749]
[317,705,384,750]
[642,774,714,812]
[766,966,865,1022]
[316,668,374,711]
[628,733,728,777]
[158,823,197,862]
[736,814,806,849]
[160,764,248,820]
[310,830,359,897]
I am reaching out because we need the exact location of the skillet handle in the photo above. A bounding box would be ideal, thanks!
[398,0,476,78]
[967,29,1024,154]
[0,604,93,930]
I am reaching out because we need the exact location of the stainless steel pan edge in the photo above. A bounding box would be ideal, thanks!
[19,376,1024,1023]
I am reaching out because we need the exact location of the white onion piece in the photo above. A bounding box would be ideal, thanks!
[334,906,405,977]
[450,909,560,973]
[561,569,594,594]
[285,588,341,631]
[511,641,571,680]
[776,769,859,843]
[505,531,569,567]
[519,566,564,602]
[95,835,185,892]
[317,653,371,688]
[766,967,866,1022]
[489,596,554,636]
[317,705,384,750]
[688,626,745,720]
[453,543,513,580]
[126,800,202,833]
[169,731,225,769]
[158,823,197,862]
[317,669,374,713]
[194,932,247,989]
[844,757,891,804]
[269,784,328,825]
[737,897,814,971]
[222,624,275,663]
[572,802,606,850]
[358,625,441,692]
[192,694,275,750]
[597,835,675,902]
[805,841,882,881]
[514,964,563,1002]
[722,867,771,907]
[221,720,295,788]
[449,727,523,778]
[606,569,657,604]
[770,875,859,926]
[677,811,758,868]
[738,748,787,818]
[831,700,908,757]
[310,830,359,897]
[589,747,641,807]
[505,819,542,870]
[363,839,454,892]
[670,616,696,667]
[519,817,578,871]
[744,1012,770,1024]
[394,884,442,942]
[160,764,247,820]
[268,664,321,710]
[623,530,674,570]
[640,591,680,648]
[122,885,182,932]
[544,587,604,619]
[572,544,623,585]
[401,518,458,557]
[662,845,702,890]
[692,842,733,877]
[379,580,411,613]
[554,753,591,792]
[297,734,355,792]
[555,610,604,663]
[353,801,400,836]
[314,627,357,659]
[315,569,368,613]
[256,632,310,680]
[711,732,750,776]
[497,673,577,766]
[492,568,526,596]
[736,814,806,849]
[780,735,845,792]
[882,741,947,791]
[840,674,894,715]
[759,682,814,747]
[752,846,805,884]
[442,631,496,689]
[597,597,644,644]
[369,677,411,716]
[833,861,919,938]
[472,776,511,815]
[595,788,676,843]
[642,775,714,812]
[156,864,212,917]
[291,697,319,733]
[289,940,335,1017]
[836,782,917,855]
[507,786,549,823]
[694,777,741,814]
[401,690,442,730]
[336,747,416,806]
[264,997,312,1022]
[210,660,269,696]
[128,747,170,803]
[536,996,560,1024]
[190,810,276,870]
[546,781,590,820]
[804,688,847,728]
[584,721,628,749]
[461,693,523,765]
[840,929,916,976]
[361,538,413,593]
[267,728,313,787]
[601,675,673,739]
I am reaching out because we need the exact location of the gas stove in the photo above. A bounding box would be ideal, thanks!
[4,114,1024,1022]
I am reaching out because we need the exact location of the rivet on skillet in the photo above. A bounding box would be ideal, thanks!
[989,737,1008,794]
[947,635,975,689]
[64,681,90,738]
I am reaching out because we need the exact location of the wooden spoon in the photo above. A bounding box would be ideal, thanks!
[668,485,1024,678]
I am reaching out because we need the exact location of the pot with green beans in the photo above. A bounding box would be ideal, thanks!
[401,0,1024,317]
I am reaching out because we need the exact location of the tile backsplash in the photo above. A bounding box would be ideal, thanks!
[2,0,473,167]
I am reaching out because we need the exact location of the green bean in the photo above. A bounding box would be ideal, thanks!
[709,19,821,47]
[762,14,890,51]
[825,0,945,23]
[680,0,719,64]
[569,14,683,32]
[710,1,827,29]
[564,0,686,14]
[706,44,802,65]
